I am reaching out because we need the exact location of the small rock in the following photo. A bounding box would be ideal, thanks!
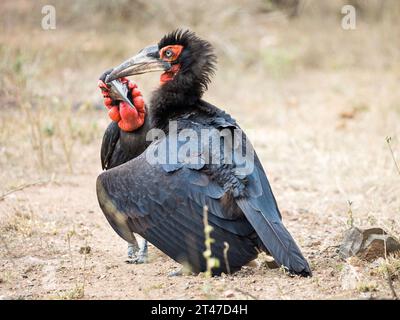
[310,240,321,247]
[339,109,356,119]
[223,290,235,298]
[340,264,360,290]
[339,227,400,261]
[369,257,385,269]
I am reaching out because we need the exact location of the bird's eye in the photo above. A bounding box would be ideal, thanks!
[165,49,173,58]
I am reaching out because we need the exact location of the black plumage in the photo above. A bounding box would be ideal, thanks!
[99,70,151,171]
[100,118,150,170]
[97,30,311,276]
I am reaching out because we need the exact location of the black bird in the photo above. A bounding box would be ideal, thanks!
[98,72,151,263]
[97,30,312,276]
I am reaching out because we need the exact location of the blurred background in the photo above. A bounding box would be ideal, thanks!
[1,0,399,178]
[1,0,400,299]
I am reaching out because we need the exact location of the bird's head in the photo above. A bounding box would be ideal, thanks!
[106,29,216,101]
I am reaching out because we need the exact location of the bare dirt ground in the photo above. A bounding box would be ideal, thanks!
[1,0,400,300]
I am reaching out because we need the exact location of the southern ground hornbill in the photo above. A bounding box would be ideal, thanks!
[97,30,311,276]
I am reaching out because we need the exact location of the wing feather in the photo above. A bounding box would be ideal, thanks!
[97,148,258,274]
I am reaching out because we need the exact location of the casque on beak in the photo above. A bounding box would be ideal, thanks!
[106,45,171,83]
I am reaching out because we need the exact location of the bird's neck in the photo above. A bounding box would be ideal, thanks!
[149,82,201,130]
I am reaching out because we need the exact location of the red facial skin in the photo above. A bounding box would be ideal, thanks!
[159,45,184,85]
[160,64,181,84]
[98,78,145,132]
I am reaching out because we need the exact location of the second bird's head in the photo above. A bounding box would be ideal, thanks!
[106,29,217,98]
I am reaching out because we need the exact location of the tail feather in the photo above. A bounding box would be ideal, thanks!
[237,199,312,276]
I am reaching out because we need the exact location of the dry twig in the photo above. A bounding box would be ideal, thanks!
[0,180,50,201]
[386,136,400,176]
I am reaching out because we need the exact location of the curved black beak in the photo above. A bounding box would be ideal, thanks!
[106,45,171,83]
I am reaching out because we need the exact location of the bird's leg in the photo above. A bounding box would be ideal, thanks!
[126,234,148,264]
[127,241,139,259]
[136,237,148,264]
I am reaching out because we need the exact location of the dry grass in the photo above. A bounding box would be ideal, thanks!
[0,0,400,299]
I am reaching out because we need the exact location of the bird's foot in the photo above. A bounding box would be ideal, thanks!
[125,254,148,264]
[168,269,183,277]
[126,240,148,264]
[168,267,194,277]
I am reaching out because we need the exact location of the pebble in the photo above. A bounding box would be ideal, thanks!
[223,290,235,298]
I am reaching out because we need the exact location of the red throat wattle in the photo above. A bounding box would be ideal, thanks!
[160,64,181,85]
[99,79,146,132]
